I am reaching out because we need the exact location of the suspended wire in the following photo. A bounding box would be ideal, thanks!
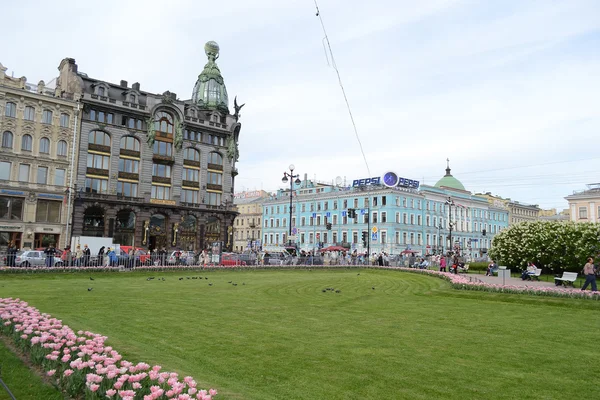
[313,0,371,177]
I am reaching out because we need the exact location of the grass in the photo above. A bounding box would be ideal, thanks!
[0,338,64,400]
[1,269,599,399]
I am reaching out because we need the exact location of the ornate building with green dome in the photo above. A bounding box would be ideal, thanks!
[57,41,244,253]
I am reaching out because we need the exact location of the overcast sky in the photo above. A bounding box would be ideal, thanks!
[3,0,599,210]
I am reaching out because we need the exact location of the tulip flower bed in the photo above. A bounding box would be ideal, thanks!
[0,298,218,400]
[389,267,600,300]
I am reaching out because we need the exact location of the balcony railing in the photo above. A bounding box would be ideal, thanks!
[86,167,109,176]
[182,180,199,188]
[207,163,223,171]
[88,143,111,153]
[206,183,222,191]
[152,176,171,184]
[118,171,139,180]
[152,154,175,163]
[120,149,141,158]
[183,159,201,168]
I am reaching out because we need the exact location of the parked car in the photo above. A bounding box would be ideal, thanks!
[263,251,294,265]
[34,248,64,259]
[119,246,151,265]
[220,253,247,266]
[15,250,64,267]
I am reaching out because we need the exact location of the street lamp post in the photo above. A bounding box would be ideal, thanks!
[446,197,455,256]
[282,164,301,247]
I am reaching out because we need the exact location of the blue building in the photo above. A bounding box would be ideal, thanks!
[261,164,508,259]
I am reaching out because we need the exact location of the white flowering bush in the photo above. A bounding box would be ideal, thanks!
[489,221,600,273]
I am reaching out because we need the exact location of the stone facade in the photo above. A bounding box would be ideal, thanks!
[55,43,241,253]
[0,61,79,251]
[565,184,600,223]
[232,190,269,252]
[476,192,540,225]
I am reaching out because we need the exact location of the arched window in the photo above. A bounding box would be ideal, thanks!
[39,137,50,154]
[1,131,13,148]
[21,134,32,151]
[24,106,35,121]
[5,102,16,118]
[60,113,70,127]
[154,111,173,134]
[129,94,136,103]
[120,136,140,151]
[88,131,111,146]
[83,206,105,235]
[184,148,200,162]
[208,152,223,166]
[42,110,53,124]
[57,140,68,156]
[116,209,136,229]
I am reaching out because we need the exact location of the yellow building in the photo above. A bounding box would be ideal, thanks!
[0,61,79,251]
[232,190,269,252]
[476,192,540,225]
[565,184,600,223]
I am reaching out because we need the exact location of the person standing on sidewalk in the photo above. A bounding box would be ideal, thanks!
[581,257,597,292]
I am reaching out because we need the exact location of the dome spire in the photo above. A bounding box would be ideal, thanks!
[191,41,229,113]
[434,159,466,191]
[445,158,451,176]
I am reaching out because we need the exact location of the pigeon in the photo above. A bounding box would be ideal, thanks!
[322,289,327,293]
[233,283,238,286]
[205,277,208,280]
[179,278,183,281]
[335,290,341,293]
[162,278,165,281]
[87,288,93,291]
[228,281,232,283]
[187,277,190,280]
[242,283,245,285]
[90,277,94,281]
[209,283,213,286]
[372,287,375,290]
[357,273,360,276]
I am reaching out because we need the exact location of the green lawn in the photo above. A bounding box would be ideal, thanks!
[0,339,63,400]
[0,269,599,399]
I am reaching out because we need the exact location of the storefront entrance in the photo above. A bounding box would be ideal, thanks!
[0,231,22,252]
[34,233,60,249]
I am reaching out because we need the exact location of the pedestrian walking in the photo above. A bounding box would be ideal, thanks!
[581,257,597,292]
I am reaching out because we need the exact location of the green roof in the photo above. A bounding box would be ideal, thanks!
[191,41,229,113]
[434,163,466,191]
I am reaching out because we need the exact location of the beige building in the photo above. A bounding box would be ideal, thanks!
[565,184,600,223]
[232,190,269,252]
[0,61,79,251]
[476,192,540,225]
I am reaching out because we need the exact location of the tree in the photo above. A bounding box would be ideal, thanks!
[489,221,600,273]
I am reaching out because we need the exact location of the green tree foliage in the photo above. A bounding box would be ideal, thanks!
[489,221,600,272]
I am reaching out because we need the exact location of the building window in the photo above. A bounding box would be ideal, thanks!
[184,147,200,162]
[153,141,172,156]
[208,152,223,166]
[89,131,111,146]
[184,129,201,141]
[85,177,108,193]
[24,106,35,121]
[54,168,65,186]
[37,166,48,184]
[97,87,106,96]
[579,207,587,219]
[42,110,53,124]
[152,164,171,178]
[36,200,61,223]
[154,111,174,134]
[183,168,199,182]
[2,131,13,148]
[207,172,222,185]
[5,102,16,118]
[21,134,33,151]
[181,189,199,203]
[60,113,70,127]
[372,212,378,224]
[117,181,138,197]
[381,212,387,223]
[87,154,110,170]
[118,158,139,174]
[18,164,30,182]
[57,140,68,156]
[151,185,171,200]
[121,136,140,152]
[207,192,221,205]
[129,94,136,103]
[0,196,24,220]
[136,119,142,129]
[39,137,50,154]
[0,161,10,180]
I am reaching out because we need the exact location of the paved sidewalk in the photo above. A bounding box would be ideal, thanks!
[460,273,559,288]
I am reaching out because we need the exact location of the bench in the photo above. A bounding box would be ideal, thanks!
[458,264,469,273]
[554,272,578,287]
[529,268,542,281]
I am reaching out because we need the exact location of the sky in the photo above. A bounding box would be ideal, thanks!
[2,0,599,210]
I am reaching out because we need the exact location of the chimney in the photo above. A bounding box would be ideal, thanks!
[120,80,128,88]
[170,92,177,101]
[132,82,140,91]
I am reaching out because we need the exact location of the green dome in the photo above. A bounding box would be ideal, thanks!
[191,41,229,113]
[434,162,466,191]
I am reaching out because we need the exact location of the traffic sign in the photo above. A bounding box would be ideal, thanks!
[371,226,378,233]
[326,212,331,218]
[360,209,366,215]
[371,232,378,241]
[342,211,347,217]
[292,227,298,235]
[312,213,317,218]
[316,233,320,238]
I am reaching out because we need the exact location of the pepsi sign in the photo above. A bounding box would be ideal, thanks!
[352,177,381,187]
[382,171,419,189]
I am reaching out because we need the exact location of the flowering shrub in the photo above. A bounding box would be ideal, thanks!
[489,221,600,272]
[0,298,218,399]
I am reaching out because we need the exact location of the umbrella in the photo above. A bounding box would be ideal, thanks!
[400,250,418,255]
[321,246,347,252]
